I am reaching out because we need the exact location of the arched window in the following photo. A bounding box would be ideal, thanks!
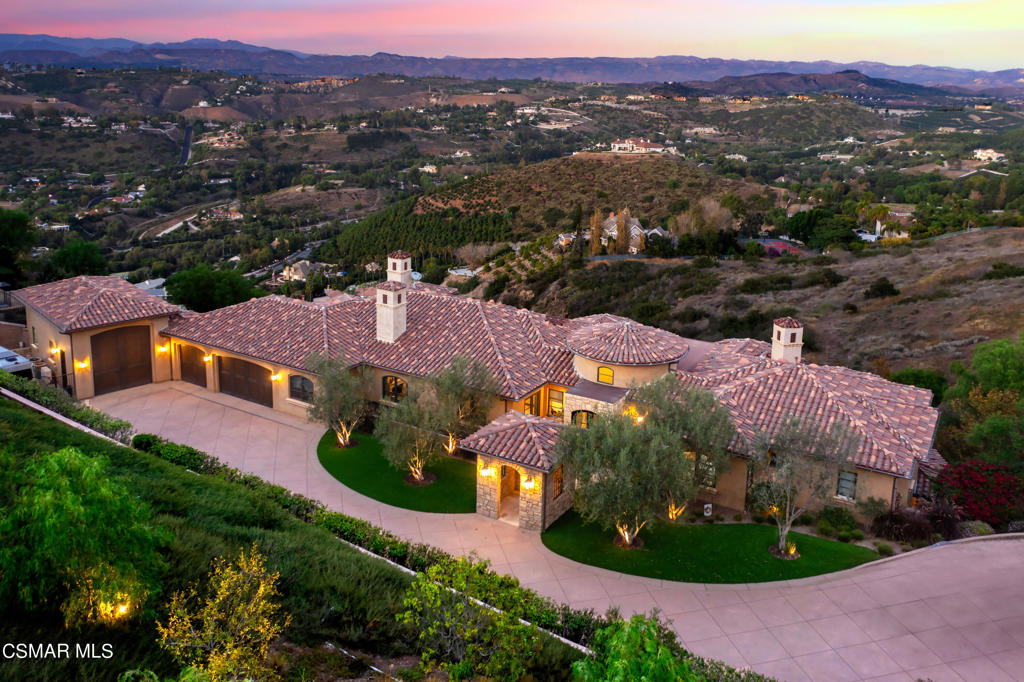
[382,375,407,402]
[597,366,614,384]
[571,410,596,428]
[289,375,314,403]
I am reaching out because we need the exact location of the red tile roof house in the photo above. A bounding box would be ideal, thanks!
[12,255,943,532]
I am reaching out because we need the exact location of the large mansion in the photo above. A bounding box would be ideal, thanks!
[12,252,943,532]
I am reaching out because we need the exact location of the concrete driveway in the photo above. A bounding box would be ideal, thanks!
[91,382,1024,682]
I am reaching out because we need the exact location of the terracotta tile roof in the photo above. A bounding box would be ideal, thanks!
[377,281,406,292]
[13,275,179,333]
[566,379,630,404]
[460,410,565,471]
[566,320,690,366]
[163,289,580,400]
[675,340,938,477]
[388,250,412,259]
[774,317,803,329]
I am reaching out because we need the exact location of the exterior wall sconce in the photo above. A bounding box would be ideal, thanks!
[270,372,283,381]
[522,478,536,490]
[202,354,213,363]
[49,345,60,355]
[75,358,89,370]
[479,466,495,478]
[156,343,170,354]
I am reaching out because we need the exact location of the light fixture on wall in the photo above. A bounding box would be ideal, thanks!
[202,354,213,363]
[156,343,170,354]
[479,466,494,478]
[270,372,282,381]
[75,358,89,370]
[48,345,60,355]
[522,478,536,490]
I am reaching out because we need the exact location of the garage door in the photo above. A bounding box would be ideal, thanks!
[179,344,207,388]
[218,356,272,407]
[92,326,152,395]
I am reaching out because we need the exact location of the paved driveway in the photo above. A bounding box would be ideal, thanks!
[91,382,1024,682]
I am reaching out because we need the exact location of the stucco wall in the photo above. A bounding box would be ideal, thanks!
[69,318,172,400]
[0,321,27,349]
[697,455,748,513]
[572,355,671,389]
[24,307,73,390]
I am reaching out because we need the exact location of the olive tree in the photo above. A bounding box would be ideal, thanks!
[631,375,735,519]
[556,412,694,546]
[374,386,445,482]
[305,352,368,448]
[430,354,499,454]
[748,416,856,555]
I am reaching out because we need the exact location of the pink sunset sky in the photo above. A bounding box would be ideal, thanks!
[6,0,1022,70]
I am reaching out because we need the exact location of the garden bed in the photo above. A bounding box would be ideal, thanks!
[542,511,879,583]
[316,431,476,513]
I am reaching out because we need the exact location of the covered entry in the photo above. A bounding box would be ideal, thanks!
[178,344,207,388]
[92,325,152,395]
[217,355,272,407]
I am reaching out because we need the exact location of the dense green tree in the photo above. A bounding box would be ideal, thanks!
[304,352,369,448]
[430,355,500,454]
[374,386,445,482]
[572,616,700,682]
[165,264,266,312]
[52,239,108,276]
[0,208,35,280]
[0,447,168,626]
[891,368,948,407]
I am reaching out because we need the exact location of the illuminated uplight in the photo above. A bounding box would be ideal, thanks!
[786,542,797,556]
[623,404,648,425]
[75,359,89,370]
[668,502,686,520]
[202,354,213,363]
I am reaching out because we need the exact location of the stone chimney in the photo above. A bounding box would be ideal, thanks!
[376,281,407,343]
[387,250,413,287]
[771,317,803,363]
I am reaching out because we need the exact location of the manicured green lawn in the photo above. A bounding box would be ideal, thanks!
[542,511,879,583]
[316,431,476,513]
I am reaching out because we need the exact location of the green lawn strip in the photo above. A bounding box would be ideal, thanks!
[542,511,879,583]
[316,430,476,513]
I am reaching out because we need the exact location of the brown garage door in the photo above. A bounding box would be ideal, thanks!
[218,356,272,407]
[92,325,152,395]
[179,344,206,388]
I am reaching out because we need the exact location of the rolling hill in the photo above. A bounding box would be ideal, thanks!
[651,70,959,99]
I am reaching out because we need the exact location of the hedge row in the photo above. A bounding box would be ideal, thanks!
[131,432,776,680]
[0,372,132,443]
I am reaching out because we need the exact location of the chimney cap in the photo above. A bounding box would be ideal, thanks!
[388,250,412,259]
[773,317,803,329]
[377,280,406,292]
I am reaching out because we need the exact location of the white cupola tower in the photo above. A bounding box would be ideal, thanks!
[771,317,804,363]
[376,281,407,343]
[387,250,413,287]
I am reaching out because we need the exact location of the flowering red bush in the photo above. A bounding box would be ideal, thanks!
[935,460,1024,526]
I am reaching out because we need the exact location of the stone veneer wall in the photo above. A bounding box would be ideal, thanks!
[563,393,624,421]
[474,454,546,532]
[542,464,574,530]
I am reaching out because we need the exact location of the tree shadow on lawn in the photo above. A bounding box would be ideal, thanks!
[541,511,879,583]
[316,431,476,513]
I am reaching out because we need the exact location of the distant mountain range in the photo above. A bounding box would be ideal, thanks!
[652,70,966,99]
[1,34,1022,92]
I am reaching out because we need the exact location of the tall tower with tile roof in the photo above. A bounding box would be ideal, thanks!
[771,317,803,363]
[387,250,413,287]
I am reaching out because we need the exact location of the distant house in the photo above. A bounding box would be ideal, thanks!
[419,164,438,174]
[135,278,168,300]
[282,260,317,282]
[974,148,1006,162]
[724,153,748,163]
[609,138,664,154]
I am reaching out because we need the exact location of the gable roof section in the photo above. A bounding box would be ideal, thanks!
[675,340,938,477]
[162,289,579,400]
[460,410,565,471]
[13,275,179,333]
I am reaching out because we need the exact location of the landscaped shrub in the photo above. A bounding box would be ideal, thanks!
[958,520,995,537]
[732,513,743,522]
[795,513,815,526]
[935,460,1024,526]
[0,371,132,443]
[849,529,864,542]
[836,530,852,543]
[819,505,858,532]
[920,498,962,541]
[817,519,835,537]
[871,508,934,543]
[131,433,163,452]
[874,542,894,557]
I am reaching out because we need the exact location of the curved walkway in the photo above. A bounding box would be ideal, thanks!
[92,383,1024,682]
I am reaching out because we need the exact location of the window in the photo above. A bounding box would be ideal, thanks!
[790,332,797,343]
[31,326,37,346]
[382,375,407,402]
[571,410,595,428]
[597,366,614,384]
[697,456,717,489]
[289,375,314,403]
[547,389,564,418]
[837,470,858,500]
[382,293,388,304]
[523,391,541,416]
[776,330,781,341]
[501,465,508,479]
[552,463,564,499]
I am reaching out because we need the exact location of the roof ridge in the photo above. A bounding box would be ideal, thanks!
[64,284,107,329]
[474,300,514,391]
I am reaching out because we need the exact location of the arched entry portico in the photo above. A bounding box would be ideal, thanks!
[498,465,521,524]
